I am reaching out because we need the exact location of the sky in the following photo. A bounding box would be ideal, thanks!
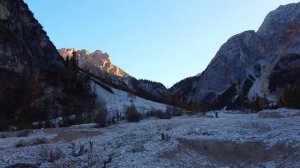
[24,0,298,87]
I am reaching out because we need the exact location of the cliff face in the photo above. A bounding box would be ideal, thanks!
[59,48,128,77]
[0,0,65,101]
[0,0,95,130]
[174,3,300,107]
[0,0,64,78]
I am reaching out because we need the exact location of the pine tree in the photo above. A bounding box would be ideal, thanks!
[280,84,300,108]
[0,85,15,130]
[54,73,62,87]
[65,51,79,93]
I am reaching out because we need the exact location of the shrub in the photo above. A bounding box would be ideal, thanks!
[39,145,49,162]
[93,102,108,127]
[39,145,62,163]
[279,84,300,108]
[32,138,47,145]
[49,147,62,162]
[150,107,183,119]
[15,140,29,148]
[150,110,164,118]
[125,104,141,122]
[158,109,172,119]
[171,107,184,116]
[247,96,266,111]
[255,96,266,111]
[94,108,107,127]
[160,133,171,141]
[164,107,173,119]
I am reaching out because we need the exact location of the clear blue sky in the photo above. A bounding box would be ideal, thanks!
[24,0,298,87]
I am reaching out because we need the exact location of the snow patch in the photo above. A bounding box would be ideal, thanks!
[93,81,167,119]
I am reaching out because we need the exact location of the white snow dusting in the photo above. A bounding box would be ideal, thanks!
[93,82,167,118]
[0,108,299,167]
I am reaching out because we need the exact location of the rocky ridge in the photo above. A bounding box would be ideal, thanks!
[59,48,128,77]
[173,3,300,108]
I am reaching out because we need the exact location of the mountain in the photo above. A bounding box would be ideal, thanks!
[58,48,179,107]
[0,0,95,130]
[169,76,200,99]
[57,48,179,123]
[58,48,128,77]
[0,0,65,79]
[172,3,300,109]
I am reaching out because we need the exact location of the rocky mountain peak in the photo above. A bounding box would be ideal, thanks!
[173,2,300,108]
[257,3,300,38]
[58,48,128,77]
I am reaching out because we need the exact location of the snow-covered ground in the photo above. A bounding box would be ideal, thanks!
[93,81,167,118]
[0,108,299,168]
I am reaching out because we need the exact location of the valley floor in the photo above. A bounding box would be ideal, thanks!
[0,108,299,168]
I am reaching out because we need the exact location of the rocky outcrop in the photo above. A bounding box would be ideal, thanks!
[173,3,300,108]
[0,0,65,77]
[58,48,128,77]
[0,0,96,130]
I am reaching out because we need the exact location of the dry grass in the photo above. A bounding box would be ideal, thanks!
[15,140,29,148]
[163,138,298,166]
[150,110,172,119]
[15,138,47,148]
[50,129,100,143]
[0,129,32,139]
[32,138,47,145]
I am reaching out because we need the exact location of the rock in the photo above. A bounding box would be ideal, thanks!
[58,48,128,77]
[0,0,65,77]
[0,3,10,20]
[173,2,300,108]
